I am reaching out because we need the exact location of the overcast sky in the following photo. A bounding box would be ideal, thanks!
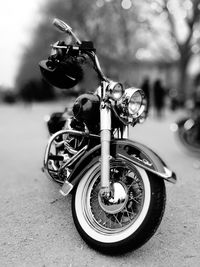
[0,0,46,88]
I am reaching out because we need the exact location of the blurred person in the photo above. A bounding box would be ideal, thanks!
[187,73,200,141]
[192,73,200,112]
[168,88,179,111]
[153,79,166,118]
[141,77,150,116]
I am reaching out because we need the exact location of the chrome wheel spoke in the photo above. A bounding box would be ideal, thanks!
[87,162,145,232]
[113,214,123,227]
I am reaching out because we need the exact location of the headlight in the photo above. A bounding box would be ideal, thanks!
[129,90,142,115]
[123,88,146,119]
[107,81,124,101]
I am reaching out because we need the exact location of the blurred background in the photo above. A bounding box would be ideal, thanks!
[0,0,200,107]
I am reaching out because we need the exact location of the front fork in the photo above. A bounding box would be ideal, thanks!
[100,103,111,196]
[100,99,129,198]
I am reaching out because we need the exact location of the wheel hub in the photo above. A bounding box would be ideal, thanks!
[98,182,128,214]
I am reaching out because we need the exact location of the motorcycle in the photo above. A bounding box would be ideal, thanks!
[171,103,200,154]
[39,18,176,254]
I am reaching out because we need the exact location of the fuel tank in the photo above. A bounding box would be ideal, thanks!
[72,93,100,131]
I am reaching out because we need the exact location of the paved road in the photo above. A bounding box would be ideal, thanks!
[0,103,200,267]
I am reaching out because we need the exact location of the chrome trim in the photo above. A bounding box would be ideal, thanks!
[98,182,128,214]
[43,164,64,184]
[63,141,78,155]
[122,87,146,119]
[59,145,88,170]
[100,105,111,195]
[54,140,65,148]
[93,53,108,82]
[122,125,129,139]
[44,129,99,169]
[106,81,124,101]
[51,45,69,49]
[43,129,99,182]
[118,153,177,184]
[60,180,74,196]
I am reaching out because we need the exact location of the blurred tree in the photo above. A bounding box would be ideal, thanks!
[147,0,200,100]
[15,0,150,93]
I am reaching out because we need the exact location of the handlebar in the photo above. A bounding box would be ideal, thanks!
[52,18,108,82]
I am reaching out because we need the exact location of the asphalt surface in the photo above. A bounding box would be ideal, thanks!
[0,102,200,267]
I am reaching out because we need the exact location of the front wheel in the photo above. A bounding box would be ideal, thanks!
[71,159,166,254]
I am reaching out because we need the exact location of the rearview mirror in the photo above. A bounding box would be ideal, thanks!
[52,18,81,45]
[53,18,72,33]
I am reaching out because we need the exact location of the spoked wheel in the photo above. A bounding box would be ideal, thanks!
[72,158,166,254]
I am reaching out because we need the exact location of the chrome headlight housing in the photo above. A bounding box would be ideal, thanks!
[106,81,124,101]
[122,87,146,119]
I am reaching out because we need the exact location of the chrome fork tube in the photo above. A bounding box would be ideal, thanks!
[100,103,111,196]
[122,125,129,139]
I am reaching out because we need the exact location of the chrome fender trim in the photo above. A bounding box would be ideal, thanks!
[115,139,177,184]
[117,153,176,183]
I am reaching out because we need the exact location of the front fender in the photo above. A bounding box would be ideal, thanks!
[115,139,176,183]
[67,139,176,189]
